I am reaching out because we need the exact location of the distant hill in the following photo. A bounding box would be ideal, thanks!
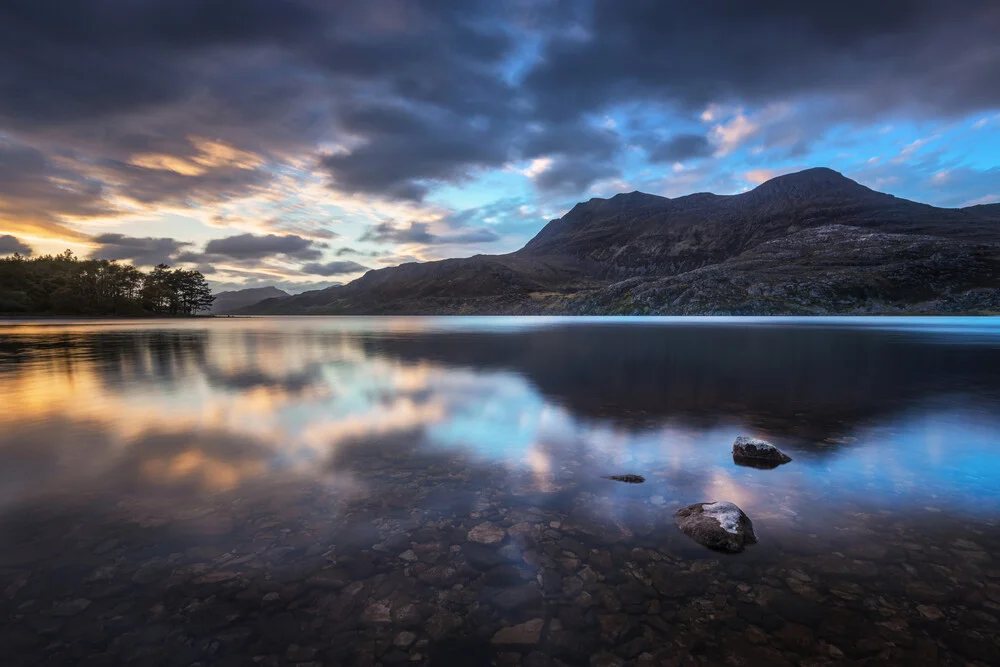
[211,286,289,314]
[239,168,1000,316]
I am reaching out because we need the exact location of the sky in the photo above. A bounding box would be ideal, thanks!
[1,0,999,293]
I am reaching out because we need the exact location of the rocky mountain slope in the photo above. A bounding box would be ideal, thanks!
[241,168,1000,315]
[211,286,289,314]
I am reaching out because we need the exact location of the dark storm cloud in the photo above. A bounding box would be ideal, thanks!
[646,134,713,163]
[3,0,999,215]
[525,1,1000,120]
[360,221,500,245]
[202,233,323,261]
[300,260,370,277]
[0,0,321,126]
[0,235,33,256]
[360,222,437,245]
[445,228,502,244]
[321,102,513,201]
[0,0,528,203]
[533,158,619,195]
[89,233,191,266]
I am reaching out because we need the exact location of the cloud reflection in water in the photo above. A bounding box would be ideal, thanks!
[1,317,1000,523]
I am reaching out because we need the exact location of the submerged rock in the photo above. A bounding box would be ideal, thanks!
[732,436,791,468]
[674,501,758,553]
[602,475,645,484]
[468,522,507,545]
[491,618,544,645]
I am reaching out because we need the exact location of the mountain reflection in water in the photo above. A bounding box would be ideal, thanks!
[1,317,1000,666]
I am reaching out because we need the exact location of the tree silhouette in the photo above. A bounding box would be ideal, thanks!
[0,252,215,315]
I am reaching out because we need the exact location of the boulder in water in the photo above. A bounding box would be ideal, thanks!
[674,501,758,553]
[602,474,645,484]
[732,436,791,468]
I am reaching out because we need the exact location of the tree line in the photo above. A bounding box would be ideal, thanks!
[0,251,215,316]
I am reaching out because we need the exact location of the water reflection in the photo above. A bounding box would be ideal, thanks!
[3,318,1000,511]
[2,318,1000,665]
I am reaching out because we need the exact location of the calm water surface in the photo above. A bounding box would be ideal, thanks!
[2,317,1000,666]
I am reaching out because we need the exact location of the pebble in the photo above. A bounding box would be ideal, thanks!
[917,604,945,621]
[468,522,507,545]
[393,631,417,648]
[491,618,545,645]
[50,598,91,616]
[5,437,1000,667]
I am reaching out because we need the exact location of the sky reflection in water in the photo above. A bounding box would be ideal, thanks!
[2,316,1000,522]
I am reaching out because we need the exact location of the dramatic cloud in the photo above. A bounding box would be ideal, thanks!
[202,233,323,261]
[321,102,513,201]
[360,222,436,245]
[0,235,33,256]
[90,233,191,266]
[300,260,370,277]
[1,0,999,284]
[531,157,620,195]
[647,134,713,163]
[360,221,500,245]
[526,1,1000,120]
[0,139,114,239]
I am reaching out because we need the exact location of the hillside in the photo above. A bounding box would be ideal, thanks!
[241,168,1000,316]
[211,286,289,314]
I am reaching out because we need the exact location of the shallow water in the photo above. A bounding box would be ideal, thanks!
[1,316,1000,666]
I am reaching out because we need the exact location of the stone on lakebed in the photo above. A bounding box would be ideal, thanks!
[732,436,792,468]
[674,501,758,553]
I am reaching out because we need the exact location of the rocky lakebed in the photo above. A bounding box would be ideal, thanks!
[2,437,998,667]
[4,317,1000,666]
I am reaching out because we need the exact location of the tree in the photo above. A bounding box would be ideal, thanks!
[0,252,215,316]
[173,269,215,314]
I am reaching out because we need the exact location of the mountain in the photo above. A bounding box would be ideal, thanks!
[241,168,1000,316]
[211,286,289,314]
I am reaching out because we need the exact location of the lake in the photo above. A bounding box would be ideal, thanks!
[1,316,1000,666]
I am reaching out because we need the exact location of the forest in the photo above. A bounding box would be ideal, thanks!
[0,251,214,316]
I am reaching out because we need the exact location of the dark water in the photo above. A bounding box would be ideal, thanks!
[2,317,1000,667]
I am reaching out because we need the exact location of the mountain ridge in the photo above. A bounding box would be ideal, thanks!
[240,168,1000,316]
[211,286,289,314]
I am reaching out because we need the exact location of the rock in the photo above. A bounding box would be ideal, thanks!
[590,652,625,667]
[393,631,417,648]
[361,599,392,624]
[463,543,505,571]
[392,603,424,627]
[541,569,563,594]
[917,604,944,621]
[306,568,348,589]
[493,585,544,611]
[51,598,91,616]
[468,522,506,545]
[491,619,544,645]
[418,565,459,587]
[398,550,418,562]
[381,650,411,664]
[674,502,757,553]
[601,475,645,483]
[426,611,463,640]
[286,645,318,661]
[131,561,170,584]
[485,564,524,587]
[732,436,792,468]
[92,538,119,555]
